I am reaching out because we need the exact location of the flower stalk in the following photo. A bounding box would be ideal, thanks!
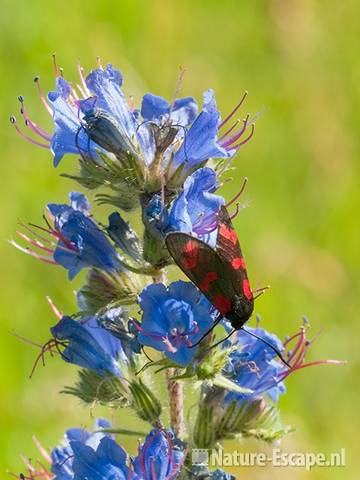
[166,368,186,439]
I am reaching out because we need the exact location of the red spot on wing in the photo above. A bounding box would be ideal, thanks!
[219,224,238,245]
[242,279,253,300]
[231,257,246,270]
[182,239,200,269]
[213,294,232,315]
[198,271,218,292]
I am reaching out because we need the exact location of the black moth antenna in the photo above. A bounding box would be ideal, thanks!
[189,315,290,368]
[188,312,224,348]
[241,327,291,368]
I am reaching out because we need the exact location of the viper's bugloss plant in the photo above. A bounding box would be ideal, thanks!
[10,57,345,480]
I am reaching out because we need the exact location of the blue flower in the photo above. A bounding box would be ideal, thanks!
[98,306,143,358]
[51,423,184,480]
[168,90,235,181]
[224,327,286,403]
[71,437,136,480]
[133,429,185,479]
[168,167,225,247]
[85,64,137,139]
[47,192,119,279]
[48,77,100,166]
[136,281,215,366]
[13,61,254,186]
[48,64,138,167]
[51,418,113,480]
[143,167,224,248]
[51,315,126,377]
[141,93,197,126]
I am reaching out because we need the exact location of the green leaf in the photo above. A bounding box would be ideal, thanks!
[212,374,253,394]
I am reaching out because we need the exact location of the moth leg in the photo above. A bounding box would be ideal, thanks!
[188,312,224,348]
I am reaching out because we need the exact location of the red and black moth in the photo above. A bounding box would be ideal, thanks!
[166,205,286,360]
[166,205,256,331]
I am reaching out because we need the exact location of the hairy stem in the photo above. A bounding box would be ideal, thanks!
[166,368,186,438]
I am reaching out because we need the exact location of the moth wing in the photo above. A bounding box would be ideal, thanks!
[165,232,237,315]
[215,206,252,299]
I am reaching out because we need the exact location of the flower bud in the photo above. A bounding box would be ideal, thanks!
[83,108,139,163]
[128,378,162,424]
[77,268,141,315]
[193,404,216,449]
[107,211,143,263]
[62,369,129,408]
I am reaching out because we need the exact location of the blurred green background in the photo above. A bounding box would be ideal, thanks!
[0,0,359,478]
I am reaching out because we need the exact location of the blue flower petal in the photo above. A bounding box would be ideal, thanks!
[137,282,215,366]
[69,192,91,215]
[170,97,198,126]
[171,90,232,176]
[168,167,225,247]
[48,195,119,278]
[224,327,286,403]
[86,64,136,138]
[48,78,98,167]
[134,429,184,479]
[70,438,132,480]
[51,316,123,377]
[141,93,170,121]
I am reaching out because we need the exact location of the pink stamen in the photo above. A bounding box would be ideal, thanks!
[162,338,178,353]
[19,97,51,140]
[287,328,305,363]
[129,96,135,112]
[18,221,53,246]
[32,436,52,464]
[232,124,255,150]
[70,85,80,101]
[219,91,248,129]
[29,221,79,253]
[46,296,63,319]
[76,83,87,99]
[132,320,169,342]
[283,330,303,347]
[278,359,346,381]
[218,119,241,141]
[291,339,308,368]
[10,240,57,265]
[16,231,54,255]
[24,119,51,142]
[225,177,248,208]
[150,458,157,480]
[77,62,90,96]
[10,116,50,149]
[18,220,77,255]
[34,77,53,115]
[219,115,249,148]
